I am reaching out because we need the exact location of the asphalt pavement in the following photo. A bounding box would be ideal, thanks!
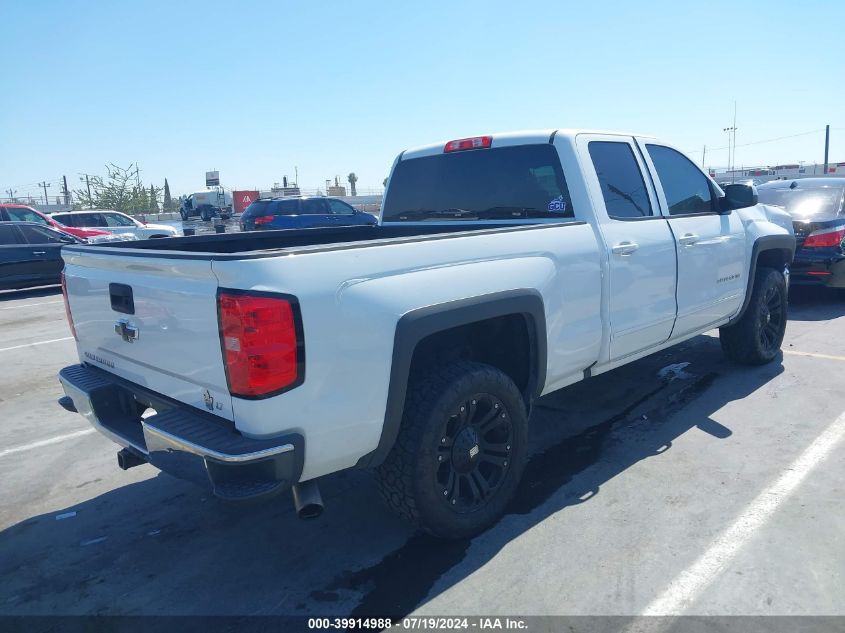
[0,284,843,628]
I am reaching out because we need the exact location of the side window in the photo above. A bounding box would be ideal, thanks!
[588,141,653,219]
[301,199,329,215]
[53,215,74,227]
[17,224,66,244]
[5,207,48,224]
[0,225,22,245]
[103,214,134,227]
[326,199,355,215]
[71,214,96,226]
[273,200,299,216]
[646,145,715,215]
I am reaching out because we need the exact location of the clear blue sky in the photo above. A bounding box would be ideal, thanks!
[1,0,842,199]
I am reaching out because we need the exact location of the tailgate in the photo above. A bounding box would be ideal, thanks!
[63,248,232,421]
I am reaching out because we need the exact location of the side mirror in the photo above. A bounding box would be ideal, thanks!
[720,184,758,212]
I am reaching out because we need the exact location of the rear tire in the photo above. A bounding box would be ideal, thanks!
[375,361,528,539]
[720,267,787,365]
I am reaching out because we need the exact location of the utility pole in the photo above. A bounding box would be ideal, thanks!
[5,188,16,201]
[61,175,70,206]
[732,101,737,181]
[38,181,51,204]
[824,125,830,175]
[79,173,96,205]
[702,145,706,168]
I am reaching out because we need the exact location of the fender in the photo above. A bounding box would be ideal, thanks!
[358,289,547,468]
[726,234,795,327]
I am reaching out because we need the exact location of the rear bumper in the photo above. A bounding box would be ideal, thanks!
[58,364,304,501]
[790,252,845,287]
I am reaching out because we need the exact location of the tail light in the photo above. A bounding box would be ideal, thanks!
[61,272,78,341]
[217,291,304,398]
[444,136,492,153]
[254,216,274,225]
[803,225,845,248]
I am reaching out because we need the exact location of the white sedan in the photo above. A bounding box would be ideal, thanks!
[51,210,179,239]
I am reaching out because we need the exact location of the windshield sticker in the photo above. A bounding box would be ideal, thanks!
[548,196,567,212]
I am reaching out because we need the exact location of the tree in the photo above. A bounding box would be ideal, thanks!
[72,163,156,215]
[383,177,388,188]
[149,184,159,212]
[347,172,358,197]
[163,179,173,212]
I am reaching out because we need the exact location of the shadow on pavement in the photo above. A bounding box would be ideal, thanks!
[0,286,62,302]
[0,335,784,619]
[788,286,845,322]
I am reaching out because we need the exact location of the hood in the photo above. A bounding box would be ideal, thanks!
[143,222,178,233]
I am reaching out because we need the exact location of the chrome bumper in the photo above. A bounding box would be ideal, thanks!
[58,364,304,500]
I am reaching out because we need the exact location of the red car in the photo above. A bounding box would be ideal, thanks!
[0,204,112,240]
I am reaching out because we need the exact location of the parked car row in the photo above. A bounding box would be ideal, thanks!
[0,204,117,241]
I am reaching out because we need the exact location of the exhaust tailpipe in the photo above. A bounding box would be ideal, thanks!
[117,448,147,470]
[291,480,323,519]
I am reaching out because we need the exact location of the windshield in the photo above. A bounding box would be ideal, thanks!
[382,144,575,222]
[757,185,845,220]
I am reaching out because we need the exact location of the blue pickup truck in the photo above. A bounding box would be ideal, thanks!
[240,196,377,231]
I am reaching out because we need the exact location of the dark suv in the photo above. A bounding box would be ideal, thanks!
[240,196,377,231]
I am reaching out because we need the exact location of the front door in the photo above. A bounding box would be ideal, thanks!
[638,141,746,337]
[16,224,68,283]
[579,135,677,360]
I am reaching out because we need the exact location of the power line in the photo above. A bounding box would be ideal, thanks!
[703,128,824,153]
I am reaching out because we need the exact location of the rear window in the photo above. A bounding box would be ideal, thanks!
[757,185,845,219]
[382,144,575,222]
[243,200,299,217]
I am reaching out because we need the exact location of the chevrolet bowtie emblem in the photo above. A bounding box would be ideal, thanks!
[114,319,139,343]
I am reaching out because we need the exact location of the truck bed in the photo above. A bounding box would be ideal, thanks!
[73,223,557,257]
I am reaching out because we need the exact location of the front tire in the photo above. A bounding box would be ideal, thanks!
[376,361,528,539]
[720,267,787,365]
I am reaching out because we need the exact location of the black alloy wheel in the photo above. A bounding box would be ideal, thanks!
[436,393,513,513]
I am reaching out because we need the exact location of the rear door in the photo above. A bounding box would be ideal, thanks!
[578,134,677,359]
[299,198,336,227]
[0,225,34,288]
[638,141,745,337]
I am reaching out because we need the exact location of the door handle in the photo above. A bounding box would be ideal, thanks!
[32,251,46,255]
[678,233,699,246]
[611,241,639,256]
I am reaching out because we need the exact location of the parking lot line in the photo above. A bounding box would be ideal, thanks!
[0,336,73,353]
[783,349,845,362]
[0,301,63,310]
[0,428,96,459]
[640,408,845,616]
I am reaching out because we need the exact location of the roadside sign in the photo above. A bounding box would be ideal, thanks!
[233,190,259,214]
[206,171,220,187]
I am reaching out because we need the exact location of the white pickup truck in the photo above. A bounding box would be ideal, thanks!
[57,130,794,538]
